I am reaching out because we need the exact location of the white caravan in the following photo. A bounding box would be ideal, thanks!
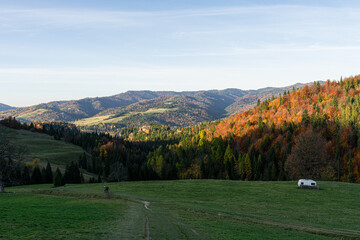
[297,179,317,189]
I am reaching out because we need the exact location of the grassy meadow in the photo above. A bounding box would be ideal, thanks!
[72,107,175,127]
[0,125,94,179]
[2,180,360,239]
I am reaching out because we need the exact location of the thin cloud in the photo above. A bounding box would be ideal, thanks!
[157,45,360,57]
[0,8,152,30]
[1,3,360,106]
[1,5,359,30]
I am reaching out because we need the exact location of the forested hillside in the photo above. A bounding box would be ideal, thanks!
[115,76,359,183]
[74,91,244,130]
[209,76,360,182]
[0,84,307,129]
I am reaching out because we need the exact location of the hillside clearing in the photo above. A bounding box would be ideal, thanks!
[0,125,94,179]
[73,108,175,127]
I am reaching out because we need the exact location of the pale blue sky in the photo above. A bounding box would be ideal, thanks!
[1,0,360,107]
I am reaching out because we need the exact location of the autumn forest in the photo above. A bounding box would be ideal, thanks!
[1,76,360,189]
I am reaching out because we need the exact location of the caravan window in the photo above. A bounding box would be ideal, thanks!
[311,183,315,186]
[301,182,304,185]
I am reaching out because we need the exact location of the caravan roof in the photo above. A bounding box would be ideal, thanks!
[298,179,317,187]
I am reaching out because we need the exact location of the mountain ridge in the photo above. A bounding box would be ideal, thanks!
[0,82,320,129]
[0,103,15,112]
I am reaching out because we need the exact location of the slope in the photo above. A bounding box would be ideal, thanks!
[74,90,247,129]
[0,103,15,112]
[207,76,360,182]
[0,125,89,177]
[0,90,176,123]
[73,84,309,130]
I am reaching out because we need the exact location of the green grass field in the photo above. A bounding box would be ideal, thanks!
[73,108,175,127]
[0,126,94,178]
[2,180,360,239]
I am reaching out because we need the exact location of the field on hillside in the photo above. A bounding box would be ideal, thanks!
[0,126,92,177]
[2,180,360,239]
[73,108,175,127]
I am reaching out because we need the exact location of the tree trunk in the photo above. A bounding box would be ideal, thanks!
[0,179,5,193]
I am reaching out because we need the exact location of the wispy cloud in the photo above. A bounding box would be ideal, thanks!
[157,45,360,57]
[1,3,360,106]
[1,5,359,30]
[0,8,152,31]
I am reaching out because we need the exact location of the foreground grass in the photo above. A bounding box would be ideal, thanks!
[0,187,126,239]
[3,180,360,239]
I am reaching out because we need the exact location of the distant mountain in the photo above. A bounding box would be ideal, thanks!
[0,103,15,112]
[0,82,316,128]
[74,89,247,129]
[225,82,313,115]
[0,91,172,122]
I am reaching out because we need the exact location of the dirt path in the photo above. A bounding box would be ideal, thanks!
[143,201,151,211]
[144,216,150,240]
[111,202,145,240]
[143,201,151,240]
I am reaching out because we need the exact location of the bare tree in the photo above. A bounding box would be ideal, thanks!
[109,161,127,182]
[0,134,26,192]
[285,130,329,180]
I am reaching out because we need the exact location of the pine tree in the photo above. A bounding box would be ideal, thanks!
[53,168,63,187]
[215,145,223,163]
[253,154,262,180]
[347,150,354,183]
[335,135,341,181]
[331,95,339,108]
[258,116,263,131]
[318,94,323,103]
[244,154,252,180]
[223,145,235,179]
[41,167,46,183]
[22,166,31,185]
[302,109,310,126]
[31,166,42,184]
[238,154,245,180]
[45,162,53,184]
[268,147,276,180]
[78,152,87,169]
[63,162,81,184]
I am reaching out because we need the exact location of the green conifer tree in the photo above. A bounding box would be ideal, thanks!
[238,154,245,180]
[53,168,63,187]
[244,154,252,180]
[45,162,53,184]
[31,166,42,184]
[302,109,310,126]
[348,150,354,183]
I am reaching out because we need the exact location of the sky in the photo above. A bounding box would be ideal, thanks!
[1,0,360,107]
